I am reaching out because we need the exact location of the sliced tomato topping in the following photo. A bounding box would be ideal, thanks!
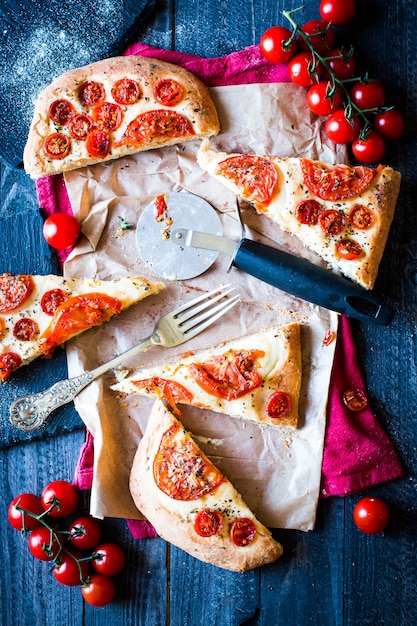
[265,391,292,419]
[336,239,364,260]
[0,352,22,382]
[68,114,94,140]
[350,205,375,230]
[230,518,257,547]
[111,78,141,105]
[154,194,168,221]
[295,199,323,225]
[39,293,121,357]
[40,289,69,315]
[44,133,71,159]
[13,318,38,341]
[194,509,223,537]
[215,155,278,209]
[131,377,193,416]
[153,423,225,500]
[342,387,368,411]
[49,99,75,126]
[92,102,123,131]
[319,209,347,236]
[0,274,34,313]
[114,110,195,148]
[322,329,336,346]
[154,79,184,106]
[301,159,377,201]
[78,81,106,106]
[86,129,110,158]
[189,349,264,401]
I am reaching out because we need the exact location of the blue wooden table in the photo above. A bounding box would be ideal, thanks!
[1,1,416,624]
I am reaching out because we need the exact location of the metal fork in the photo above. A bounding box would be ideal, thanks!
[9,284,239,432]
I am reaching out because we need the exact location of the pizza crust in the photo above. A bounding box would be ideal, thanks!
[24,56,220,178]
[129,399,283,572]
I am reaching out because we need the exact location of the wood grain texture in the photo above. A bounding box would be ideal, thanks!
[1,0,417,624]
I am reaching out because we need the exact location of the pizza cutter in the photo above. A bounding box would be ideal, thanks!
[137,192,394,325]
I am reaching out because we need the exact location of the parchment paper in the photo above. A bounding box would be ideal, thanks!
[62,83,346,530]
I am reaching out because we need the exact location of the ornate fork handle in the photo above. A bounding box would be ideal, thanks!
[9,372,94,432]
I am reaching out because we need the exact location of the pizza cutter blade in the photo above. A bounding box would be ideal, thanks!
[136,192,222,280]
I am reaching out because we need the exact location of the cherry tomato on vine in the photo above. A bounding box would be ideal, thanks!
[81,574,116,607]
[288,52,323,87]
[323,48,356,80]
[374,108,406,140]
[53,551,91,586]
[8,493,44,531]
[28,526,63,561]
[92,542,126,576]
[41,480,79,518]
[43,213,81,250]
[319,0,356,26]
[259,26,298,63]
[69,516,103,551]
[353,497,390,534]
[351,131,386,164]
[325,109,361,144]
[306,81,344,116]
[350,80,386,110]
[298,20,335,55]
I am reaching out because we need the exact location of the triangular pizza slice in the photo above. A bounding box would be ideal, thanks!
[129,399,283,572]
[0,274,164,381]
[197,140,401,289]
[112,322,302,429]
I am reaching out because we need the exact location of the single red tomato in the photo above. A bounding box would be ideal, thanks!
[8,493,44,531]
[41,480,79,518]
[374,108,405,140]
[43,213,81,250]
[53,551,91,586]
[288,52,323,87]
[320,0,356,26]
[352,131,386,164]
[325,109,361,144]
[92,542,126,576]
[323,48,356,80]
[353,497,390,534]
[298,20,335,55]
[350,80,386,110]
[69,516,103,551]
[307,81,344,116]
[259,26,298,63]
[81,574,116,607]
[28,526,63,561]
[336,239,364,261]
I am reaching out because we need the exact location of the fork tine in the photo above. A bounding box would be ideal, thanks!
[180,294,240,338]
[173,284,235,322]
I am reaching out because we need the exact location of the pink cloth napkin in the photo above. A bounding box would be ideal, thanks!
[36,44,403,538]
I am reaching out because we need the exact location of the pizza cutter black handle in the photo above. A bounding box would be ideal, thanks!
[234,239,394,325]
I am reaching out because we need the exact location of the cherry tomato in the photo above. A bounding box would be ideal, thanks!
[194,509,224,537]
[350,205,375,230]
[306,81,344,116]
[259,26,298,64]
[230,518,257,547]
[319,0,356,26]
[343,387,368,411]
[336,239,363,260]
[265,391,292,419]
[350,80,386,110]
[69,516,102,551]
[319,209,347,235]
[43,213,81,250]
[81,574,116,607]
[288,52,323,87]
[28,526,63,561]
[296,199,323,224]
[8,493,44,531]
[41,480,79,518]
[353,497,390,534]
[351,131,386,164]
[323,48,356,80]
[85,128,110,159]
[374,108,405,140]
[325,109,360,144]
[299,20,335,55]
[154,79,184,106]
[53,551,91,586]
[44,133,71,159]
[92,542,126,576]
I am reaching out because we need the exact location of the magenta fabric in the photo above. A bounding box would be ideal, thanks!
[35,45,403,538]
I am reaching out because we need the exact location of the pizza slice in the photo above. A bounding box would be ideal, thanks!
[129,399,283,572]
[23,56,220,179]
[197,140,401,289]
[112,322,302,429]
[0,274,164,382]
